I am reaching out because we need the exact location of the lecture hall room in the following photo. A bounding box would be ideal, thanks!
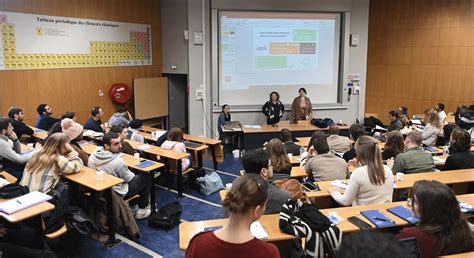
[0,0,473,257]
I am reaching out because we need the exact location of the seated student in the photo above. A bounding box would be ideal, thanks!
[217,104,231,140]
[20,133,83,193]
[7,107,34,139]
[0,224,57,258]
[305,136,348,182]
[435,102,447,123]
[418,111,443,146]
[84,106,105,133]
[61,118,89,166]
[110,125,136,155]
[381,131,404,160]
[389,131,434,174]
[34,104,60,131]
[387,110,403,132]
[186,174,279,258]
[398,106,409,127]
[280,129,300,155]
[329,136,394,206]
[443,128,474,170]
[128,119,145,143]
[326,124,351,154]
[342,123,365,162]
[242,148,291,214]
[108,106,131,128]
[454,105,468,124]
[0,118,39,179]
[300,131,326,166]
[456,109,474,130]
[88,132,152,219]
[161,127,191,171]
[265,138,292,175]
[397,180,473,257]
[48,111,77,136]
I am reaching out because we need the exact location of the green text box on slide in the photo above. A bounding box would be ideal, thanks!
[293,29,316,41]
[255,56,287,69]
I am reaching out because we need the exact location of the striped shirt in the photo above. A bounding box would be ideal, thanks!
[20,151,83,193]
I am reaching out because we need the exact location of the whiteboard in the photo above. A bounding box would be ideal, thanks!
[0,11,152,70]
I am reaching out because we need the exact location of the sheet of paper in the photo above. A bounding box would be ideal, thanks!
[330,180,349,189]
[250,221,268,239]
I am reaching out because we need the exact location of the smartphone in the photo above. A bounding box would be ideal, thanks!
[347,216,372,230]
[302,182,320,192]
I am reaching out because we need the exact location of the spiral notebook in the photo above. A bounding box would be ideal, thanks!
[360,209,397,228]
[0,191,52,215]
[387,205,420,224]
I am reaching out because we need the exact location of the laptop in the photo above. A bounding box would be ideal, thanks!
[224,121,240,130]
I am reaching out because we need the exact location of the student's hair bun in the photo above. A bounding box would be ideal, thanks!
[222,174,269,214]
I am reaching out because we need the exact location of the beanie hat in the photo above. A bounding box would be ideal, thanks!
[129,119,143,129]
[61,118,83,140]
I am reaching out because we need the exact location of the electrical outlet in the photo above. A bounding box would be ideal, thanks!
[98,89,104,96]
[196,89,204,101]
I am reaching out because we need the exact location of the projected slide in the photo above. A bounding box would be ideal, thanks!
[219,12,341,106]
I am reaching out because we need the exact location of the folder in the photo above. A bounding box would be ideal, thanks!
[360,209,397,228]
[387,205,420,224]
[0,191,52,215]
[135,160,155,168]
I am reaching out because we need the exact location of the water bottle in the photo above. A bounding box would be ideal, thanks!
[300,145,305,156]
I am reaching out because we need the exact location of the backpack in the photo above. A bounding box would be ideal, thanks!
[0,183,29,199]
[44,181,71,234]
[148,202,182,230]
[323,118,335,127]
[196,171,224,196]
[311,118,327,128]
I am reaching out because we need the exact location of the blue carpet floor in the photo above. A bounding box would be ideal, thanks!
[71,144,242,258]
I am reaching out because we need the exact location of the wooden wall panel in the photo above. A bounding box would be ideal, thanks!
[366,0,474,123]
[0,0,162,124]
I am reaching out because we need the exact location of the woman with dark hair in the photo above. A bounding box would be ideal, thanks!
[442,128,474,170]
[382,130,404,160]
[291,88,312,124]
[265,138,292,175]
[397,180,473,257]
[217,104,231,140]
[262,91,284,125]
[186,174,279,258]
[161,127,190,170]
[329,136,394,206]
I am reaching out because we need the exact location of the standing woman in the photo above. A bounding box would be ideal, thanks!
[186,174,279,258]
[397,180,473,258]
[329,135,394,206]
[291,88,313,124]
[217,104,231,140]
[262,91,284,125]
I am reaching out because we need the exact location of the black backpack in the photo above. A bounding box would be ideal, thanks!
[148,202,182,230]
[44,181,71,234]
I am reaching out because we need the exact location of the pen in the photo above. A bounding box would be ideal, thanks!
[16,200,22,205]
[341,181,348,185]
[372,216,394,223]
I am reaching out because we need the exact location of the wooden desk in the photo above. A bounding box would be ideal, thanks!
[296,137,310,147]
[290,166,307,178]
[440,252,474,258]
[242,124,349,150]
[289,155,301,165]
[445,113,456,124]
[0,197,54,223]
[63,166,123,245]
[125,139,189,197]
[180,194,474,250]
[28,126,48,141]
[0,171,17,183]
[183,134,222,170]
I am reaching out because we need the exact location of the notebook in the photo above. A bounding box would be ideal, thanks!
[360,209,397,228]
[34,128,45,133]
[0,191,52,215]
[21,149,34,155]
[250,221,268,239]
[330,180,349,189]
[387,205,420,224]
[459,201,474,213]
[224,121,240,130]
[424,146,439,152]
[135,160,155,168]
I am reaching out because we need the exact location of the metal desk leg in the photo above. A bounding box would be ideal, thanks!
[150,171,157,213]
[104,188,120,248]
[211,145,218,170]
[177,161,183,198]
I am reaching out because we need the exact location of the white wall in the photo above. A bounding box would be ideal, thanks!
[186,0,369,137]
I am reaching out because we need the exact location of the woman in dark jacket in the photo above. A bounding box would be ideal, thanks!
[262,91,284,125]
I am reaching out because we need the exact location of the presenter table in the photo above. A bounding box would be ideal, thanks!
[242,124,349,150]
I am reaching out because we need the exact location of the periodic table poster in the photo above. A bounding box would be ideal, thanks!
[0,11,152,70]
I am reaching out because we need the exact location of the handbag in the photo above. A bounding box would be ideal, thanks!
[196,171,224,196]
[273,178,305,200]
